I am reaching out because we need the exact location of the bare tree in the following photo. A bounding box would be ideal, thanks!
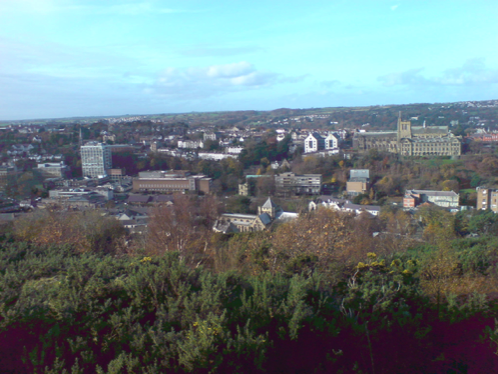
[146,194,221,266]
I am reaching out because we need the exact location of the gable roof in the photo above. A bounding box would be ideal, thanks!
[127,195,152,204]
[261,197,278,209]
[258,213,272,225]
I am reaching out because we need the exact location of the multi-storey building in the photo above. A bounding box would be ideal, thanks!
[132,170,212,194]
[37,162,70,179]
[108,168,126,183]
[353,114,462,156]
[346,169,370,196]
[177,140,204,149]
[274,172,322,196]
[81,142,112,178]
[403,189,460,208]
[476,187,498,212]
[304,133,325,153]
[49,187,114,201]
[304,132,339,153]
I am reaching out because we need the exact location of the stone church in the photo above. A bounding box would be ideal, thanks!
[353,114,462,156]
[212,197,298,234]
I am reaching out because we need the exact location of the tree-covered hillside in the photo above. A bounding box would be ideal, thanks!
[2,207,498,373]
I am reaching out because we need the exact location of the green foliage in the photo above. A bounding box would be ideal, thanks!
[468,209,498,235]
[1,237,498,373]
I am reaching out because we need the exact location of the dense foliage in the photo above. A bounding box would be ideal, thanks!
[2,209,498,373]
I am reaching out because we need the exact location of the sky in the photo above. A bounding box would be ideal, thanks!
[1,0,498,120]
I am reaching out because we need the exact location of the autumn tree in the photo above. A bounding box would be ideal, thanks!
[146,194,221,266]
[13,209,126,253]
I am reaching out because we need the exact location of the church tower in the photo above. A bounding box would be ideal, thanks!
[397,112,412,141]
[258,197,279,219]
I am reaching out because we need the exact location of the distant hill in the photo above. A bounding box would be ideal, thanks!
[2,99,497,131]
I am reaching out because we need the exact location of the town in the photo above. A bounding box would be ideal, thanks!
[0,100,497,236]
[3,100,498,373]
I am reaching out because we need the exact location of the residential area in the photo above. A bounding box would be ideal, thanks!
[0,100,498,242]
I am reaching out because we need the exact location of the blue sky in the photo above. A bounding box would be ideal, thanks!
[1,0,497,120]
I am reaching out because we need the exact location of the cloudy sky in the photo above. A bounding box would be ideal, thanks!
[1,0,497,120]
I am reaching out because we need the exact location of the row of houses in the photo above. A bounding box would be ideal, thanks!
[309,196,381,216]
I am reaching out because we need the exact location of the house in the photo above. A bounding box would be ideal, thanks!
[304,132,340,154]
[304,133,325,153]
[309,196,380,216]
[324,133,339,150]
[8,144,34,155]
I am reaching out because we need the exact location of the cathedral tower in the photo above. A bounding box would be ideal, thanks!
[397,112,412,141]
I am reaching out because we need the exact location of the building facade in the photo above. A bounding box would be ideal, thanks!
[274,172,322,196]
[304,132,339,153]
[403,189,460,208]
[476,187,498,212]
[354,114,462,156]
[213,197,298,234]
[81,142,112,178]
[346,169,370,196]
[132,170,212,194]
[37,162,70,179]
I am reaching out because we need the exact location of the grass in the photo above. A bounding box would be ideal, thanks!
[418,158,461,167]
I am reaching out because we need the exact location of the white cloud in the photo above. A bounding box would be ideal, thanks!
[150,62,282,99]
[391,5,399,11]
[206,61,254,78]
[435,58,498,85]
[378,59,498,87]
[181,46,264,57]
[378,68,426,87]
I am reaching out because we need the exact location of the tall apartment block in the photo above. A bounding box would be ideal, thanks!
[81,142,112,178]
[476,187,498,212]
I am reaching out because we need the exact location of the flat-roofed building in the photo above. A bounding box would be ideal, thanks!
[132,170,212,194]
[347,169,370,196]
[37,162,70,179]
[49,187,114,201]
[476,187,498,212]
[108,168,126,183]
[81,142,112,178]
[274,172,322,196]
[403,189,459,208]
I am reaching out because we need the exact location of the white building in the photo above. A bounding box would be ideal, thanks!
[37,162,70,179]
[178,140,204,149]
[304,133,325,153]
[324,133,339,149]
[305,132,340,153]
[81,142,112,178]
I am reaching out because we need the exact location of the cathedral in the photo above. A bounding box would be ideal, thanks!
[353,114,462,156]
